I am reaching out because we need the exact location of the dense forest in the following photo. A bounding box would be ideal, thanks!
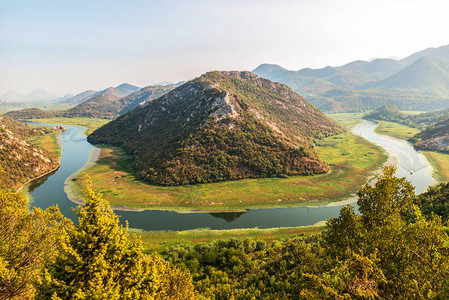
[364,104,449,129]
[2,166,449,299]
[88,71,344,186]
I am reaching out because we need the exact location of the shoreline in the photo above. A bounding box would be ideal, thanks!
[16,162,61,193]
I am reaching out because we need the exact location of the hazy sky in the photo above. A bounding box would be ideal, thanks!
[1,0,449,95]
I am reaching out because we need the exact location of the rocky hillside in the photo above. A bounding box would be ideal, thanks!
[412,118,449,152]
[0,116,60,190]
[88,71,344,186]
[119,84,177,114]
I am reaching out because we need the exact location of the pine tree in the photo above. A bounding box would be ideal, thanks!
[35,178,194,299]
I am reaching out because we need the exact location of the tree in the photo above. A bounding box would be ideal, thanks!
[357,165,415,229]
[35,179,194,299]
[0,168,64,300]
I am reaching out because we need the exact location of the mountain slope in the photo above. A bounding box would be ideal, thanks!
[363,57,449,97]
[0,90,58,102]
[253,44,449,112]
[61,83,141,105]
[88,71,344,186]
[119,84,177,114]
[0,115,60,189]
[401,44,449,66]
[60,90,98,105]
[63,93,122,118]
[413,118,449,152]
[115,83,141,96]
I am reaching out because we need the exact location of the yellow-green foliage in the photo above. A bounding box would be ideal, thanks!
[0,180,64,300]
[167,167,449,299]
[35,180,194,299]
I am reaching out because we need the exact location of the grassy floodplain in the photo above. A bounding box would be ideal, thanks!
[421,151,449,183]
[71,113,387,211]
[374,120,421,140]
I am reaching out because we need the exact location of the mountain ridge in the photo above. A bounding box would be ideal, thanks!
[253,43,449,112]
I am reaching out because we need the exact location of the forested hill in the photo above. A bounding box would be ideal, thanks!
[119,84,177,114]
[62,92,122,118]
[0,115,60,189]
[412,118,449,152]
[88,71,344,186]
[364,104,449,129]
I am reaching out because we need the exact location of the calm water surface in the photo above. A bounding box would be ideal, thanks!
[27,120,433,230]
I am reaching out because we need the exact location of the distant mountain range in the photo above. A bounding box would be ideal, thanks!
[88,71,344,186]
[0,83,142,104]
[59,83,141,105]
[0,89,59,102]
[6,83,176,119]
[253,44,449,112]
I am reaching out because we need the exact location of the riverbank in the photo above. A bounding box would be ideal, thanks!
[16,162,60,193]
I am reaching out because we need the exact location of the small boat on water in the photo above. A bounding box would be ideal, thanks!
[410,170,414,175]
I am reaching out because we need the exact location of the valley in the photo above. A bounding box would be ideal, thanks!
[5,2,449,297]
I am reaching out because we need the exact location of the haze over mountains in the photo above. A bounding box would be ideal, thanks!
[253,44,449,112]
[0,89,59,102]
[59,83,141,105]
[88,71,344,186]
[0,83,142,104]
[6,83,177,119]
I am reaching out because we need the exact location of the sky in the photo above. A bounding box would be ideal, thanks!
[1,0,449,96]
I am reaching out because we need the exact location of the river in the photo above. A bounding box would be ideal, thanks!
[26,120,434,230]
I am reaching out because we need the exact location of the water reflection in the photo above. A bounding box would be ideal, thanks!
[209,210,248,222]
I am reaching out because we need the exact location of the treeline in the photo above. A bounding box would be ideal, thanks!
[0,174,194,299]
[3,166,449,299]
[165,166,449,299]
[363,104,449,129]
